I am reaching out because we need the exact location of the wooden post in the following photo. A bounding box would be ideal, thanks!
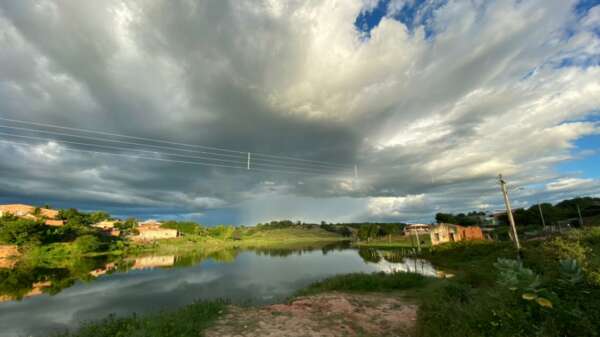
[499,174,521,251]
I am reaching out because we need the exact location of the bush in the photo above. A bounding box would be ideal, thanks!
[0,217,46,245]
[73,235,102,254]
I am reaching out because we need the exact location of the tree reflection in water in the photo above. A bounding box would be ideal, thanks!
[0,241,436,303]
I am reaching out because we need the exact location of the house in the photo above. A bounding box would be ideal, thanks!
[430,223,484,246]
[404,224,431,236]
[92,220,121,237]
[92,220,117,230]
[0,204,64,226]
[132,220,178,241]
[0,204,59,219]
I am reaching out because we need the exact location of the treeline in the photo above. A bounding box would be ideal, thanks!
[436,197,600,227]
[251,220,407,241]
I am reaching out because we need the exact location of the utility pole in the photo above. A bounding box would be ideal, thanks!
[413,228,421,253]
[499,174,521,251]
[576,203,584,227]
[537,202,546,230]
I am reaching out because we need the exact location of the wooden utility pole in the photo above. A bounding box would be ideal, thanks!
[499,174,521,251]
[537,202,546,230]
[414,228,421,253]
[576,204,584,227]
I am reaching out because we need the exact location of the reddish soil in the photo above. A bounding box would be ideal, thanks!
[205,292,417,337]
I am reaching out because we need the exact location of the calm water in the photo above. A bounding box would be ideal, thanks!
[0,243,436,337]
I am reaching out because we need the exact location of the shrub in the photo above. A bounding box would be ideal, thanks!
[73,235,102,254]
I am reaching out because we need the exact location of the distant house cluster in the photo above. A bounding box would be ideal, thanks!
[0,203,180,241]
[0,204,64,227]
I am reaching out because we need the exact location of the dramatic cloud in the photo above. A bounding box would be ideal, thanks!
[0,0,598,223]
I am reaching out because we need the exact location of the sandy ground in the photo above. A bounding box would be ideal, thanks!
[205,292,417,337]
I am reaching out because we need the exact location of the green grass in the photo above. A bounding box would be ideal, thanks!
[298,271,432,296]
[299,228,600,337]
[129,227,346,255]
[353,234,431,248]
[53,300,226,337]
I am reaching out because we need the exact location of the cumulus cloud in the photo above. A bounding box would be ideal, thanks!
[547,178,594,191]
[367,194,430,219]
[0,0,598,223]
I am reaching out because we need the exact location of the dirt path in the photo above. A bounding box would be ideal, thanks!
[205,292,417,337]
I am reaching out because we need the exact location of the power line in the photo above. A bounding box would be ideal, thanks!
[0,123,350,171]
[0,124,247,160]
[0,131,248,166]
[0,130,343,174]
[0,138,346,176]
[0,117,352,168]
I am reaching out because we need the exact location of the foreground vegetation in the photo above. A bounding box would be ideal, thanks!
[305,227,600,337]
[55,300,225,337]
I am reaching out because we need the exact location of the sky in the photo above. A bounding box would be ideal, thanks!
[0,0,599,225]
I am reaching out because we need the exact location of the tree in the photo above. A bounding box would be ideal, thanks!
[59,208,91,226]
[0,218,45,245]
[89,211,110,224]
[73,235,102,254]
[436,213,457,224]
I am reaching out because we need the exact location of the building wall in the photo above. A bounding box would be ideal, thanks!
[461,226,484,241]
[133,224,178,241]
[430,224,462,246]
[44,220,65,227]
[137,229,178,239]
[430,224,484,246]
[92,221,117,229]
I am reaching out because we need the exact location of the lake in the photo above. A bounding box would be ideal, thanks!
[0,243,436,337]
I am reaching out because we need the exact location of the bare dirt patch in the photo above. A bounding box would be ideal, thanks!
[205,292,417,337]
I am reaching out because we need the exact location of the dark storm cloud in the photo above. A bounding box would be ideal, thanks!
[0,0,599,223]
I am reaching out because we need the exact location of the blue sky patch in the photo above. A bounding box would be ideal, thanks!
[354,0,446,39]
[354,0,390,37]
[575,0,600,17]
[557,114,600,178]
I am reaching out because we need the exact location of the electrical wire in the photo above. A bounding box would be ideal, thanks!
[0,123,350,171]
[0,135,349,176]
[0,117,352,168]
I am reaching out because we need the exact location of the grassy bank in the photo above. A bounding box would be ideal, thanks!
[352,234,431,249]
[54,300,225,337]
[298,271,432,295]
[304,227,600,337]
[129,227,346,255]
